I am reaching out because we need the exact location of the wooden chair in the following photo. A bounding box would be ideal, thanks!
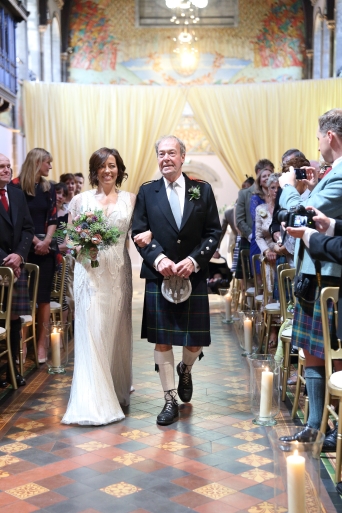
[291,348,308,424]
[0,267,17,390]
[320,286,342,483]
[50,256,66,323]
[278,267,295,401]
[19,264,39,376]
[259,258,281,353]
[251,254,263,310]
[240,249,255,309]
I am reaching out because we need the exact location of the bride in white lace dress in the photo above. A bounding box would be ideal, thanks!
[62,148,149,426]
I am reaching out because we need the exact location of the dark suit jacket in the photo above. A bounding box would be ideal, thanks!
[131,173,221,281]
[309,219,342,264]
[0,185,34,264]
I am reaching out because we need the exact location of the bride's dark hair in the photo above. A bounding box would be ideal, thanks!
[89,147,128,188]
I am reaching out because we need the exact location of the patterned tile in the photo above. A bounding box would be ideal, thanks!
[233,432,264,442]
[248,502,286,512]
[236,443,267,454]
[237,455,273,467]
[16,421,45,430]
[50,383,70,388]
[194,482,237,500]
[232,421,258,431]
[6,482,50,499]
[100,481,142,498]
[7,431,37,442]
[76,441,111,451]
[31,404,52,411]
[240,469,275,483]
[0,455,21,467]
[157,442,190,452]
[0,470,10,478]
[0,442,30,453]
[127,413,152,420]
[113,453,145,465]
[120,430,150,440]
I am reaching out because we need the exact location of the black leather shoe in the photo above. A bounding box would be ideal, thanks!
[6,373,26,387]
[177,362,193,403]
[322,426,337,452]
[336,481,342,495]
[157,400,179,426]
[0,379,8,388]
[279,424,318,443]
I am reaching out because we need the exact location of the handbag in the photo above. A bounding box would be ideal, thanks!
[293,240,321,303]
[30,234,58,253]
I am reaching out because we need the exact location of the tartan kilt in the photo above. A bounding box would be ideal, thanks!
[292,274,339,359]
[142,276,211,347]
[3,268,31,317]
[235,237,250,279]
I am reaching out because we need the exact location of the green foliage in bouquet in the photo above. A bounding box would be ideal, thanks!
[57,209,121,268]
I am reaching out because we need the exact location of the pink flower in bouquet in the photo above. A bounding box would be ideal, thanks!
[75,226,82,233]
[91,234,102,245]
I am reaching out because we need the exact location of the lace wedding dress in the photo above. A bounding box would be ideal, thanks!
[62,189,134,425]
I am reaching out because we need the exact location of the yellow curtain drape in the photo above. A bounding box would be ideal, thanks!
[23,82,187,193]
[188,79,342,187]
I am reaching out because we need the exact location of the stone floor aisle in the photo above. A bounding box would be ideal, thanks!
[0,294,341,512]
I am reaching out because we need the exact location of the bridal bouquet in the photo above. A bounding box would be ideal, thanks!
[58,209,121,268]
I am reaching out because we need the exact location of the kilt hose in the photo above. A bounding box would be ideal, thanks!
[3,268,31,317]
[292,274,340,359]
[142,276,211,347]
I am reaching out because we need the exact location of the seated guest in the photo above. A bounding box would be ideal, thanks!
[207,255,232,294]
[0,153,34,387]
[74,172,84,195]
[60,173,75,208]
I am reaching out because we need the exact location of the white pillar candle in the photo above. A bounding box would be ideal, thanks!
[259,367,273,419]
[286,449,306,513]
[51,329,61,368]
[244,318,253,353]
[224,294,232,320]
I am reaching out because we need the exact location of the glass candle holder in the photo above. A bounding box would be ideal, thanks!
[247,354,282,426]
[43,322,69,374]
[241,310,259,356]
[218,288,233,324]
[269,427,325,513]
[231,287,241,320]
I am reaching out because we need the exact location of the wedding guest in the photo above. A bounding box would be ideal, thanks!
[0,153,34,388]
[60,173,75,207]
[11,148,57,363]
[74,172,84,195]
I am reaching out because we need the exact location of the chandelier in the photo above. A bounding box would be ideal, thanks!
[166,1,208,8]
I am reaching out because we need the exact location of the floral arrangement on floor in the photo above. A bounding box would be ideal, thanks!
[57,209,121,268]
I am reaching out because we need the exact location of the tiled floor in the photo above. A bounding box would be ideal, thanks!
[0,291,341,512]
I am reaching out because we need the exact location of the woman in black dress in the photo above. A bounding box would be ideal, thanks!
[12,148,57,362]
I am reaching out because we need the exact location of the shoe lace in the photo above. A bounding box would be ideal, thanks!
[180,363,192,386]
[164,389,178,404]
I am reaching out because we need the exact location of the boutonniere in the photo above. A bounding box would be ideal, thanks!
[258,207,267,218]
[188,185,201,201]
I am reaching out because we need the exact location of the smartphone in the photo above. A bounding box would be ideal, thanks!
[294,168,307,180]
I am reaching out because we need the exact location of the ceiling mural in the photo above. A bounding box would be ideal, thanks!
[68,0,305,85]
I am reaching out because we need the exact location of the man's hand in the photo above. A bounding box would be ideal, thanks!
[34,239,50,255]
[157,257,177,277]
[133,230,153,248]
[279,167,296,188]
[286,226,306,239]
[175,258,195,278]
[307,206,330,233]
[264,250,277,263]
[301,167,318,191]
[2,254,22,278]
[273,244,288,255]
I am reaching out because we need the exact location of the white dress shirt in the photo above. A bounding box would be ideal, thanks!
[153,174,199,272]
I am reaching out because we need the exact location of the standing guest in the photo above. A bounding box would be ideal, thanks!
[60,173,75,208]
[0,153,34,387]
[278,109,342,451]
[132,135,221,426]
[12,148,57,363]
[74,172,84,195]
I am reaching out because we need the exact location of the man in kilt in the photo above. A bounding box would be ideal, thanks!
[132,136,221,425]
[278,109,342,451]
[0,154,34,387]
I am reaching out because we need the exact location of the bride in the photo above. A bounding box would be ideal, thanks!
[62,147,150,425]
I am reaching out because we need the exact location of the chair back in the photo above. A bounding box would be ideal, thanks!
[0,267,14,336]
[278,268,295,322]
[51,257,66,307]
[252,254,263,296]
[241,249,252,289]
[321,287,342,380]
[24,263,39,322]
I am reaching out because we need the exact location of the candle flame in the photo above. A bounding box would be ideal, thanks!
[265,366,269,372]
[53,328,57,334]
[294,449,298,456]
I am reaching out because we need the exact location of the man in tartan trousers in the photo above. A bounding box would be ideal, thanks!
[0,153,34,388]
[132,135,221,425]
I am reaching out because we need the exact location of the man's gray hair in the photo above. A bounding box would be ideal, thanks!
[267,172,281,188]
[318,108,342,138]
[155,135,186,156]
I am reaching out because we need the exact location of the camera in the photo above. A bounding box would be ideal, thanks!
[294,168,307,180]
[277,205,315,229]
